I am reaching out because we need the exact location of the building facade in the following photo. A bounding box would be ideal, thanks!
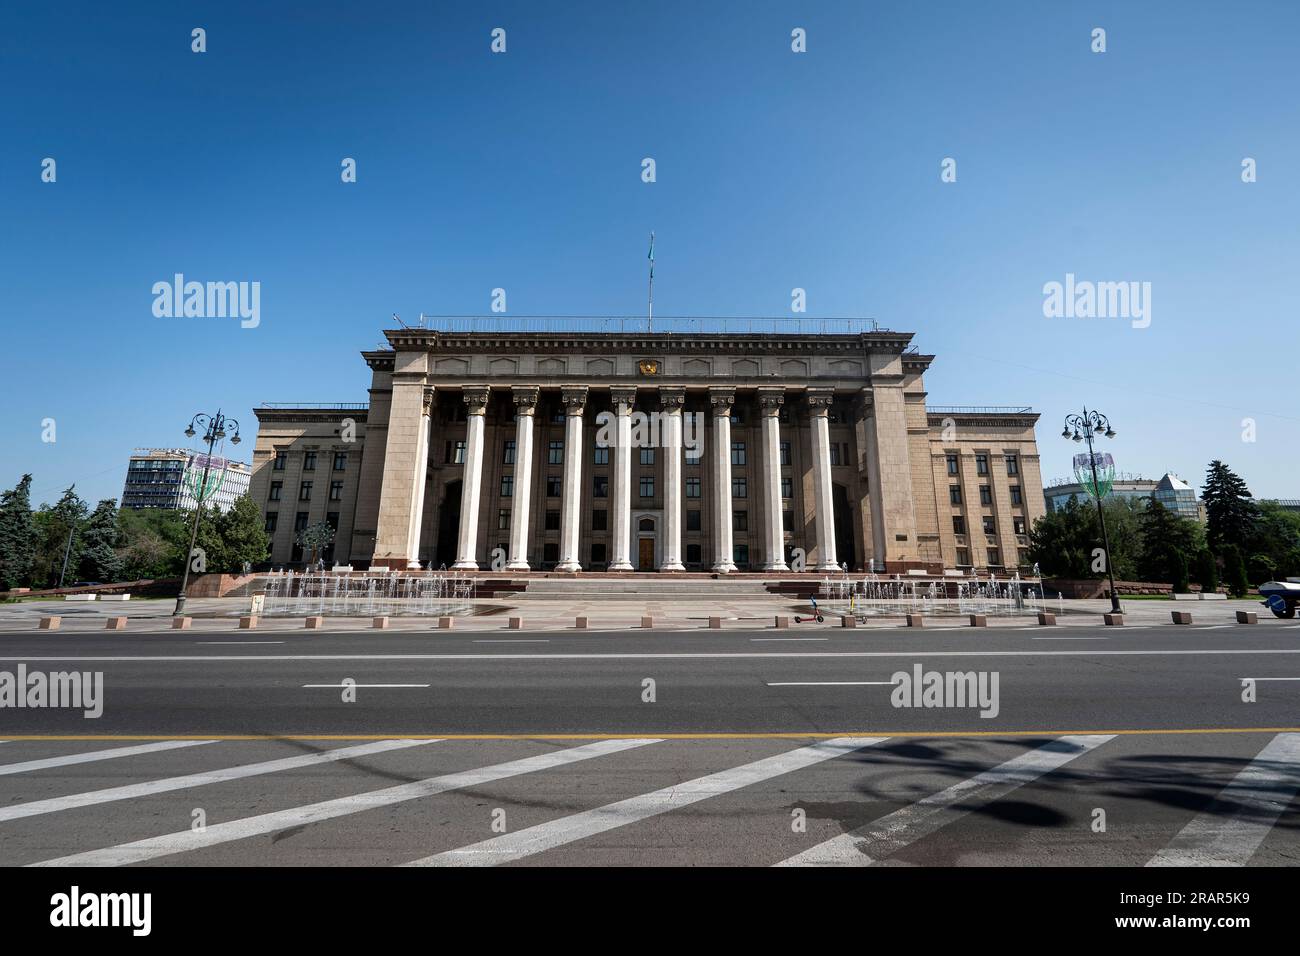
[121,448,251,513]
[251,325,1046,573]
[1045,471,1203,521]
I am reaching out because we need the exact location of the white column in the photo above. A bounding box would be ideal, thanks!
[659,387,686,571]
[506,387,538,571]
[555,386,587,572]
[452,386,490,570]
[404,388,435,568]
[808,389,838,571]
[710,388,736,573]
[608,386,637,571]
[758,388,789,572]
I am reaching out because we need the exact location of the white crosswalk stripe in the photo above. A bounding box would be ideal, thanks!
[775,734,1114,866]
[0,740,214,777]
[0,738,434,824]
[27,737,659,867]
[406,736,888,867]
[1146,732,1300,867]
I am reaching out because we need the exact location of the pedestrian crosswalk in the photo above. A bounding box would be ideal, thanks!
[0,732,1295,867]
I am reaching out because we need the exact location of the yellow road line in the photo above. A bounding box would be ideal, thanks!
[2,727,1299,742]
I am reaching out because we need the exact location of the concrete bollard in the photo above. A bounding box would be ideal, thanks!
[708,616,722,629]
[1236,610,1258,625]
[574,616,588,629]
[171,616,192,630]
[969,614,987,627]
[38,616,61,630]
[438,616,454,629]
[906,613,924,628]
[774,616,789,628]
[841,615,857,628]
[1103,613,1124,626]
[372,616,390,629]
[508,617,523,629]
[239,615,258,630]
[305,616,325,629]
[1170,611,1193,625]
[105,617,128,630]
[1037,611,1056,626]
[641,616,654,628]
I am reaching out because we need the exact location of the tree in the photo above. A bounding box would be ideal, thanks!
[296,521,335,567]
[1194,549,1219,594]
[1244,501,1300,583]
[1202,461,1258,554]
[1171,550,1190,594]
[1027,496,1140,580]
[78,499,123,583]
[115,507,188,580]
[1223,545,1250,598]
[217,495,270,572]
[0,475,36,590]
[32,486,88,588]
[1136,499,1204,584]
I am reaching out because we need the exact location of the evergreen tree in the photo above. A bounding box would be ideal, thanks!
[1171,550,1190,593]
[1202,461,1259,554]
[1026,496,1141,580]
[0,475,36,590]
[217,495,270,572]
[1194,549,1219,594]
[1136,499,1204,583]
[32,486,88,587]
[1223,545,1250,598]
[78,499,123,582]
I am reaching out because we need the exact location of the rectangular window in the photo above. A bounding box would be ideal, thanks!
[591,543,607,565]
[976,454,989,475]
[780,477,792,500]
[946,454,958,475]
[269,481,282,502]
[685,446,701,466]
[983,516,996,535]
[1013,517,1027,536]
[829,444,842,466]
[1006,455,1019,476]
[640,447,655,466]
[543,542,559,563]
[548,441,564,465]
[639,476,655,498]
[594,447,609,465]
[294,512,309,532]
[686,510,701,531]
[498,510,510,530]
[500,475,513,498]
[326,511,339,530]
[733,544,749,566]
[545,510,560,531]
[782,510,793,531]
[298,481,312,501]
[732,477,747,499]
[547,475,562,497]
[333,452,347,471]
[592,509,607,531]
[730,408,745,426]
[733,510,748,531]
[731,442,746,466]
[957,548,970,566]
[952,515,965,535]
[593,475,608,498]
[450,441,467,465]
[685,477,701,498]
[780,441,791,466]
[264,513,277,533]
[987,548,1001,566]
[329,480,344,501]
[949,485,962,505]
[303,451,317,471]
[979,485,992,506]
[1011,485,1023,506]
[503,440,516,465]
[273,451,287,471]
[686,543,701,565]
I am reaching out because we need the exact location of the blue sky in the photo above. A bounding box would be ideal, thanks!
[3,1,1298,508]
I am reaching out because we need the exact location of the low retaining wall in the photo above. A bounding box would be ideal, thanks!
[1043,579,1227,599]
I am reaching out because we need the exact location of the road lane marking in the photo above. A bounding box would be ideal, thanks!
[766,681,895,687]
[775,734,1114,866]
[0,740,213,777]
[751,638,828,642]
[472,640,550,644]
[27,738,659,867]
[1146,733,1300,867]
[406,736,889,867]
[198,641,286,645]
[0,739,436,825]
[1032,637,1108,641]
[302,683,430,688]
[1239,677,1300,681]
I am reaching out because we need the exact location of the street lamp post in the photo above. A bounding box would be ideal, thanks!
[1061,407,1120,614]
[172,410,241,617]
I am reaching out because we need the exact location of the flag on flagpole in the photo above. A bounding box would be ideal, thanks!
[648,231,655,279]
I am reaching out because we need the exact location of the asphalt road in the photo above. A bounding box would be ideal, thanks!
[1,622,1297,866]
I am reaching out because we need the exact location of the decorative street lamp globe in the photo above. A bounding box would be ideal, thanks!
[1062,406,1121,615]
[173,409,241,617]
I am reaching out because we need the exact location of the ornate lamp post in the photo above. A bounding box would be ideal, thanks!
[1061,407,1120,614]
[173,410,241,617]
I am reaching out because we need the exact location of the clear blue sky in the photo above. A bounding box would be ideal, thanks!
[3,1,1298,508]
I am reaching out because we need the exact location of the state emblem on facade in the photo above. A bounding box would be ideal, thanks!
[638,359,660,376]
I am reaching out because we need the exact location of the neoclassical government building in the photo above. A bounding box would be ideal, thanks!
[251,323,1045,574]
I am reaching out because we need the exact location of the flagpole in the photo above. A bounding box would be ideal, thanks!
[647,231,655,334]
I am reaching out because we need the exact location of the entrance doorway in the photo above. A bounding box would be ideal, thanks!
[832,483,857,571]
[434,481,462,568]
[638,537,655,570]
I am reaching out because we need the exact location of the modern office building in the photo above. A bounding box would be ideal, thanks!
[120,448,252,513]
[1044,471,1202,521]
[251,320,1047,572]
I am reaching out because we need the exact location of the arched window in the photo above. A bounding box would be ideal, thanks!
[638,517,655,532]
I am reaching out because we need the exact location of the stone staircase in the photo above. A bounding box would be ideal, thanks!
[508,576,777,601]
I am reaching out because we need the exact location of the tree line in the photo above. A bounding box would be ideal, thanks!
[0,474,270,591]
[1027,461,1300,597]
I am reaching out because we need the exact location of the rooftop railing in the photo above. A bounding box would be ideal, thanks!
[927,405,1034,415]
[259,402,369,410]
[406,315,889,335]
